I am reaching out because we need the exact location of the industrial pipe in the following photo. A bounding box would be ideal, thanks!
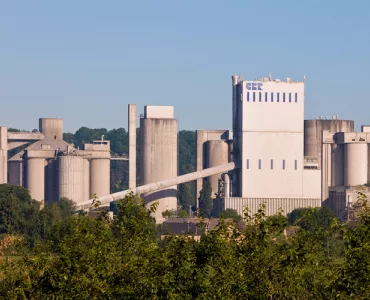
[76,162,236,210]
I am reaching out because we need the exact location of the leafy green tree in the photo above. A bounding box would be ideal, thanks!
[198,180,213,217]
[0,184,40,240]
[219,208,242,222]
[162,209,176,219]
[178,209,189,218]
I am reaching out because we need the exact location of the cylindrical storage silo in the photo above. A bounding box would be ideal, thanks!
[332,144,344,187]
[83,159,90,201]
[58,156,84,203]
[25,158,45,202]
[39,118,63,140]
[90,158,110,199]
[344,143,368,186]
[140,118,178,223]
[205,140,229,198]
[8,161,22,186]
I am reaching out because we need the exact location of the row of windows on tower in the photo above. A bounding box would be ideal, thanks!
[246,92,298,103]
[246,159,298,170]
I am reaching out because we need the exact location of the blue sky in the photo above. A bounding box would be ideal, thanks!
[1,0,370,132]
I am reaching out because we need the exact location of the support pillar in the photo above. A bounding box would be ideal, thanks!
[128,104,136,190]
[0,127,8,184]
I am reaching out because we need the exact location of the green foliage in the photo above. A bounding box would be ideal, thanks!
[219,208,242,222]
[162,209,176,219]
[1,192,370,298]
[178,209,189,218]
[198,179,213,217]
[0,184,40,239]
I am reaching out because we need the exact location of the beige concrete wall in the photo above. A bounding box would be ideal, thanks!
[90,158,110,199]
[58,156,85,203]
[303,169,321,198]
[39,118,63,140]
[25,158,45,202]
[140,118,178,223]
[144,105,174,119]
[241,132,304,198]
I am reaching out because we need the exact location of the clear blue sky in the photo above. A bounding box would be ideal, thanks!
[1,0,370,132]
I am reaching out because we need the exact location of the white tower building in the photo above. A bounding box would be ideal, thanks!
[222,76,321,216]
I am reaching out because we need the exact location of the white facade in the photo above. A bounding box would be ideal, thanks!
[228,77,321,216]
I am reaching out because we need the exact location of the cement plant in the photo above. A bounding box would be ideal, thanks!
[0,75,367,223]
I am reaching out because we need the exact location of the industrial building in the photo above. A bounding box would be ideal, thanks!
[1,118,113,205]
[2,74,369,223]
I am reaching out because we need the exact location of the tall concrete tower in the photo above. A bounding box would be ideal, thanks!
[140,106,178,223]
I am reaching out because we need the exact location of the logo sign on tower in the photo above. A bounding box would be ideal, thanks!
[246,82,263,90]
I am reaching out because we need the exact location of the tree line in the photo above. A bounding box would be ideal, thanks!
[0,184,370,298]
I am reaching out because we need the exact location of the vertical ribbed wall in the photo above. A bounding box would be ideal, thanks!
[140,118,178,223]
[58,156,84,203]
[45,159,58,203]
[8,161,22,186]
[90,158,110,199]
[26,158,45,202]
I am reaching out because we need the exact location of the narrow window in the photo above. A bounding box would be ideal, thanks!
[282,159,286,170]
[258,159,262,169]
[289,93,292,102]
[247,92,250,102]
[259,92,262,102]
[253,92,256,102]
[271,92,274,102]
[265,92,268,102]
[246,159,249,169]
[277,93,280,102]
[294,160,297,170]
[295,93,298,103]
[270,159,273,170]
[283,93,286,102]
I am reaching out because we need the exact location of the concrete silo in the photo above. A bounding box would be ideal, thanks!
[58,155,85,203]
[205,140,229,198]
[344,143,368,186]
[90,158,110,198]
[25,157,45,202]
[39,118,63,140]
[304,119,354,168]
[140,106,177,223]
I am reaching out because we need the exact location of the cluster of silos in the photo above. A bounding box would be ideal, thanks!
[140,106,178,223]
[5,118,111,205]
[304,119,354,168]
